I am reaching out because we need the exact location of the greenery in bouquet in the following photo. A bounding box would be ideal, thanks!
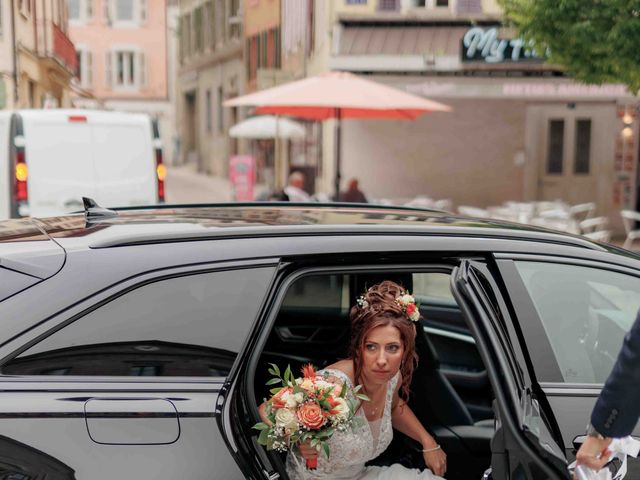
[254,363,369,467]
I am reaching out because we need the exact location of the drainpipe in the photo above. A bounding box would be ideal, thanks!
[33,0,38,56]
[10,0,19,105]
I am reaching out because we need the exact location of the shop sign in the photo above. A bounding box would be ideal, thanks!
[461,27,545,63]
[229,155,256,201]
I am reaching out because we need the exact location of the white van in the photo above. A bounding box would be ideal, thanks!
[0,109,165,219]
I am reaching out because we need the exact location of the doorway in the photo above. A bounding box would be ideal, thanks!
[528,104,614,206]
[183,91,200,170]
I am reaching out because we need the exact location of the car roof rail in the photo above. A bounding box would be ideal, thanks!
[83,197,118,221]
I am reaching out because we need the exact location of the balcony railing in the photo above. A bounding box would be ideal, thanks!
[52,23,77,73]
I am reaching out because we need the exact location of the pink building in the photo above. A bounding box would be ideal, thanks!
[68,0,176,158]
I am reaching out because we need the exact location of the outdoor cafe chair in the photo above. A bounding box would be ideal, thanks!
[569,202,596,223]
[620,210,640,249]
[457,206,490,218]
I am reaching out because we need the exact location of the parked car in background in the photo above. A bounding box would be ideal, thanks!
[0,202,638,479]
[0,109,165,219]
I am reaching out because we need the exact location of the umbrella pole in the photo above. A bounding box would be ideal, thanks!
[275,115,281,190]
[334,109,342,201]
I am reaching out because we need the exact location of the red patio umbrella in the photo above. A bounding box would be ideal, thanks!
[225,71,451,197]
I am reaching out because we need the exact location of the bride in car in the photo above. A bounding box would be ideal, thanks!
[261,280,447,479]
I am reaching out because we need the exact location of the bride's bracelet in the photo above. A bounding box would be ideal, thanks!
[421,445,441,453]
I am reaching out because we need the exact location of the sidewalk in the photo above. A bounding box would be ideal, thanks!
[165,163,232,204]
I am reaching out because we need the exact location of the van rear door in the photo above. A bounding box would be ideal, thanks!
[0,112,11,219]
[21,111,97,216]
[91,114,156,208]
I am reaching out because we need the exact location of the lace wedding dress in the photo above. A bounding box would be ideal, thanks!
[285,368,444,480]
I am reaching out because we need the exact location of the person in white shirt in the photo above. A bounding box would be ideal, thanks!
[283,171,311,202]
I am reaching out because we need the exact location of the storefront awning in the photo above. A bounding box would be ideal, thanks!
[334,24,559,74]
[340,25,468,56]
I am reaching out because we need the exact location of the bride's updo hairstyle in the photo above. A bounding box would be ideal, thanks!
[349,280,419,400]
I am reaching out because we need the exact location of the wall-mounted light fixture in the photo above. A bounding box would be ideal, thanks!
[622,108,634,138]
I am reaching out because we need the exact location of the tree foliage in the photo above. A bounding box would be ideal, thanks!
[498,0,640,94]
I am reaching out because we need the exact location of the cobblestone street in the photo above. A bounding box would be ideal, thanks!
[165,163,232,204]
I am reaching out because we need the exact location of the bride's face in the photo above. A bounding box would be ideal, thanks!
[361,323,405,386]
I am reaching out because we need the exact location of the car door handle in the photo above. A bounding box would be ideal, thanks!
[276,326,312,342]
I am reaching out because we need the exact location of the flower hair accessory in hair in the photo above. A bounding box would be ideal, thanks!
[396,292,420,322]
[356,295,369,309]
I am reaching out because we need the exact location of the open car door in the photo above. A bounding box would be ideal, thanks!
[452,260,569,480]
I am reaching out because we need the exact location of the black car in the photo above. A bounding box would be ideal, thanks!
[0,201,638,480]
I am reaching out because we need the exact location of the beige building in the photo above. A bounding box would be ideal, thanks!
[176,0,243,176]
[0,0,77,109]
[295,0,638,234]
[68,0,176,163]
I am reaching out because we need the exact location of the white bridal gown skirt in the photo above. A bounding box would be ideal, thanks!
[356,463,444,480]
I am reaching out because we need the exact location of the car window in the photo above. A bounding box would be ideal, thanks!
[1,266,275,377]
[514,261,640,384]
[412,272,455,304]
[281,274,350,313]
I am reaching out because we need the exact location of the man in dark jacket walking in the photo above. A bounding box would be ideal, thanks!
[576,309,640,470]
[338,178,368,203]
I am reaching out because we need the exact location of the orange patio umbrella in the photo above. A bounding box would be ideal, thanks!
[225,71,451,197]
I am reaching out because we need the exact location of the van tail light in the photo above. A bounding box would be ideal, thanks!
[14,149,28,203]
[155,149,166,202]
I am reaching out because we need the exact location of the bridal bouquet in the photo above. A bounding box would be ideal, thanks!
[254,363,368,469]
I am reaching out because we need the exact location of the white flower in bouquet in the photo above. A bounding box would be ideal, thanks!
[300,378,314,391]
[275,407,299,434]
[280,391,300,409]
[315,379,335,391]
[331,397,351,422]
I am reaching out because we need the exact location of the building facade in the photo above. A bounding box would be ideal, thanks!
[176,0,243,176]
[314,0,638,233]
[67,0,176,163]
[0,0,77,109]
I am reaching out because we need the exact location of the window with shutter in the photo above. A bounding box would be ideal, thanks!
[456,0,481,13]
[115,0,134,21]
[208,1,216,49]
[138,51,146,87]
[68,0,81,20]
[104,0,111,25]
[86,0,93,20]
[378,0,398,10]
[139,0,147,23]
[76,50,83,82]
[87,51,93,87]
[105,52,112,88]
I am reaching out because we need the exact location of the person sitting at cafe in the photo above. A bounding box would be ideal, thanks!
[339,178,368,203]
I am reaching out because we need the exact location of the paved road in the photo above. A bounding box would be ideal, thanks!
[165,164,232,204]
